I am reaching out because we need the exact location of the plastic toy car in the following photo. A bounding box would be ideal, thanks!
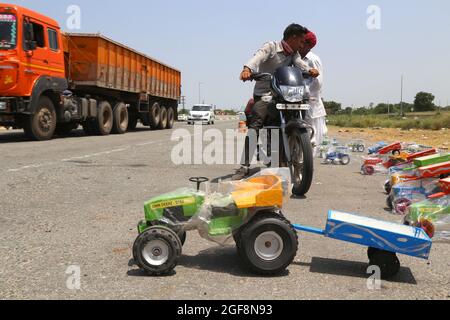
[348,139,366,153]
[133,169,299,276]
[368,142,387,155]
[404,177,450,240]
[360,157,387,175]
[387,161,450,214]
[383,149,439,193]
[323,146,351,165]
[389,179,441,215]
[318,137,331,159]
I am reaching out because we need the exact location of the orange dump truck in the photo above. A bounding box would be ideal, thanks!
[0,3,181,140]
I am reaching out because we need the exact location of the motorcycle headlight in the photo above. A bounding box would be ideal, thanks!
[279,86,304,103]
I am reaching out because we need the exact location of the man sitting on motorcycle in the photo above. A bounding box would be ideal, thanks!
[298,31,328,157]
[233,23,320,180]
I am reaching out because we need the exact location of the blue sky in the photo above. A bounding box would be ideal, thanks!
[10,0,450,110]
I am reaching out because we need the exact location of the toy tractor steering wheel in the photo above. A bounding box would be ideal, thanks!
[189,177,210,191]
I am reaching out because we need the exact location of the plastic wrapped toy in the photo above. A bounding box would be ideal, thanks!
[404,177,450,241]
[133,168,300,276]
[389,178,441,215]
[322,146,351,165]
[368,141,388,155]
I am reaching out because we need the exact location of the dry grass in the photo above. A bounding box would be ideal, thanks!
[328,126,450,150]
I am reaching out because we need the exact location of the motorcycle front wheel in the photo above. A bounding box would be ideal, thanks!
[283,129,314,196]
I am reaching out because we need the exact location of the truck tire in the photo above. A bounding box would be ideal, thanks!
[159,107,168,130]
[55,123,78,136]
[93,101,113,135]
[148,103,161,129]
[166,107,175,129]
[24,96,56,141]
[82,120,95,136]
[112,102,128,134]
[128,113,138,131]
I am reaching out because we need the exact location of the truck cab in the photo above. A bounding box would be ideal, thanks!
[0,3,181,141]
[0,3,67,140]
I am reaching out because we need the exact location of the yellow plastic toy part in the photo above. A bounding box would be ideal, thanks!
[230,175,284,209]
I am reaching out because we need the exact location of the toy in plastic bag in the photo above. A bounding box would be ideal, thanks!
[322,146,351,165]
[388,178,441,215]
[404,178,450,241]
[133,168,298,276]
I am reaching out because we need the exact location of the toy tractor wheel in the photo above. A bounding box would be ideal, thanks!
[178,231,187,246]
[368,249,400,279]
[384,180,392,194]
[133,226,182,276]
[341,155,350,165]
[394,198,412,215]
[238,212,298,276]
[386,194,394,210]
[364,166,375,176]
[358,145,365,153]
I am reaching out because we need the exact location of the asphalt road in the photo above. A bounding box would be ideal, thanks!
[0,121,449,300]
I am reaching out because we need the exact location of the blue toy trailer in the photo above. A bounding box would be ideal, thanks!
[293,210,432,279]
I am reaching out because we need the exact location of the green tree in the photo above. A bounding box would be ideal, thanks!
[414,92,436,112]
[324,101,342,115]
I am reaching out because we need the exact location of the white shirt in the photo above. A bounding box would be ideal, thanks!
[245,41,311,97]
[304,51,327,119]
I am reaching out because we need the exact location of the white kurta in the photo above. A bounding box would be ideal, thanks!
[303,51,328,155]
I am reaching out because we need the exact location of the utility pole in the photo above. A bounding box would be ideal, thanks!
[198,82,203,104]
[400,74,404,117]
[180,95,186,114]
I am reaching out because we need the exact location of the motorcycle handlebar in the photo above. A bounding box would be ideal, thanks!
[251,71,311,81]
[250,72,273,81]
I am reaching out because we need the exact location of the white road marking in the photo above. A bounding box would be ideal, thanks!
[6,132,203,173]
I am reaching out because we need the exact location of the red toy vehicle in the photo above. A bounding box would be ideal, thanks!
[378,142,403,156]
[362,148,437,176]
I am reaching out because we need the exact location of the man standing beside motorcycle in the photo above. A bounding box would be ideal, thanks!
[233,24,320,180]
[298,31,328,157]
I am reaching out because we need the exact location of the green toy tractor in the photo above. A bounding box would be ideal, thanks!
[132,170,299,276]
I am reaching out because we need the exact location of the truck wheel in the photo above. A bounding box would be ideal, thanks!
[55,123,77,136]
[133,226,182,276]
[82,120,95,136]
[112,102,128,134]
[166,107,175,129]
[369,250,400,279]
[127,113,138,131]
[24,96,56,141]
[93,101,113,135]
[159,107,168,130]
[358,145,365,153]
[148,103,161,129]
[238,212,298,275]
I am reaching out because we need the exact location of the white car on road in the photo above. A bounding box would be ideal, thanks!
[187,105,215,125]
